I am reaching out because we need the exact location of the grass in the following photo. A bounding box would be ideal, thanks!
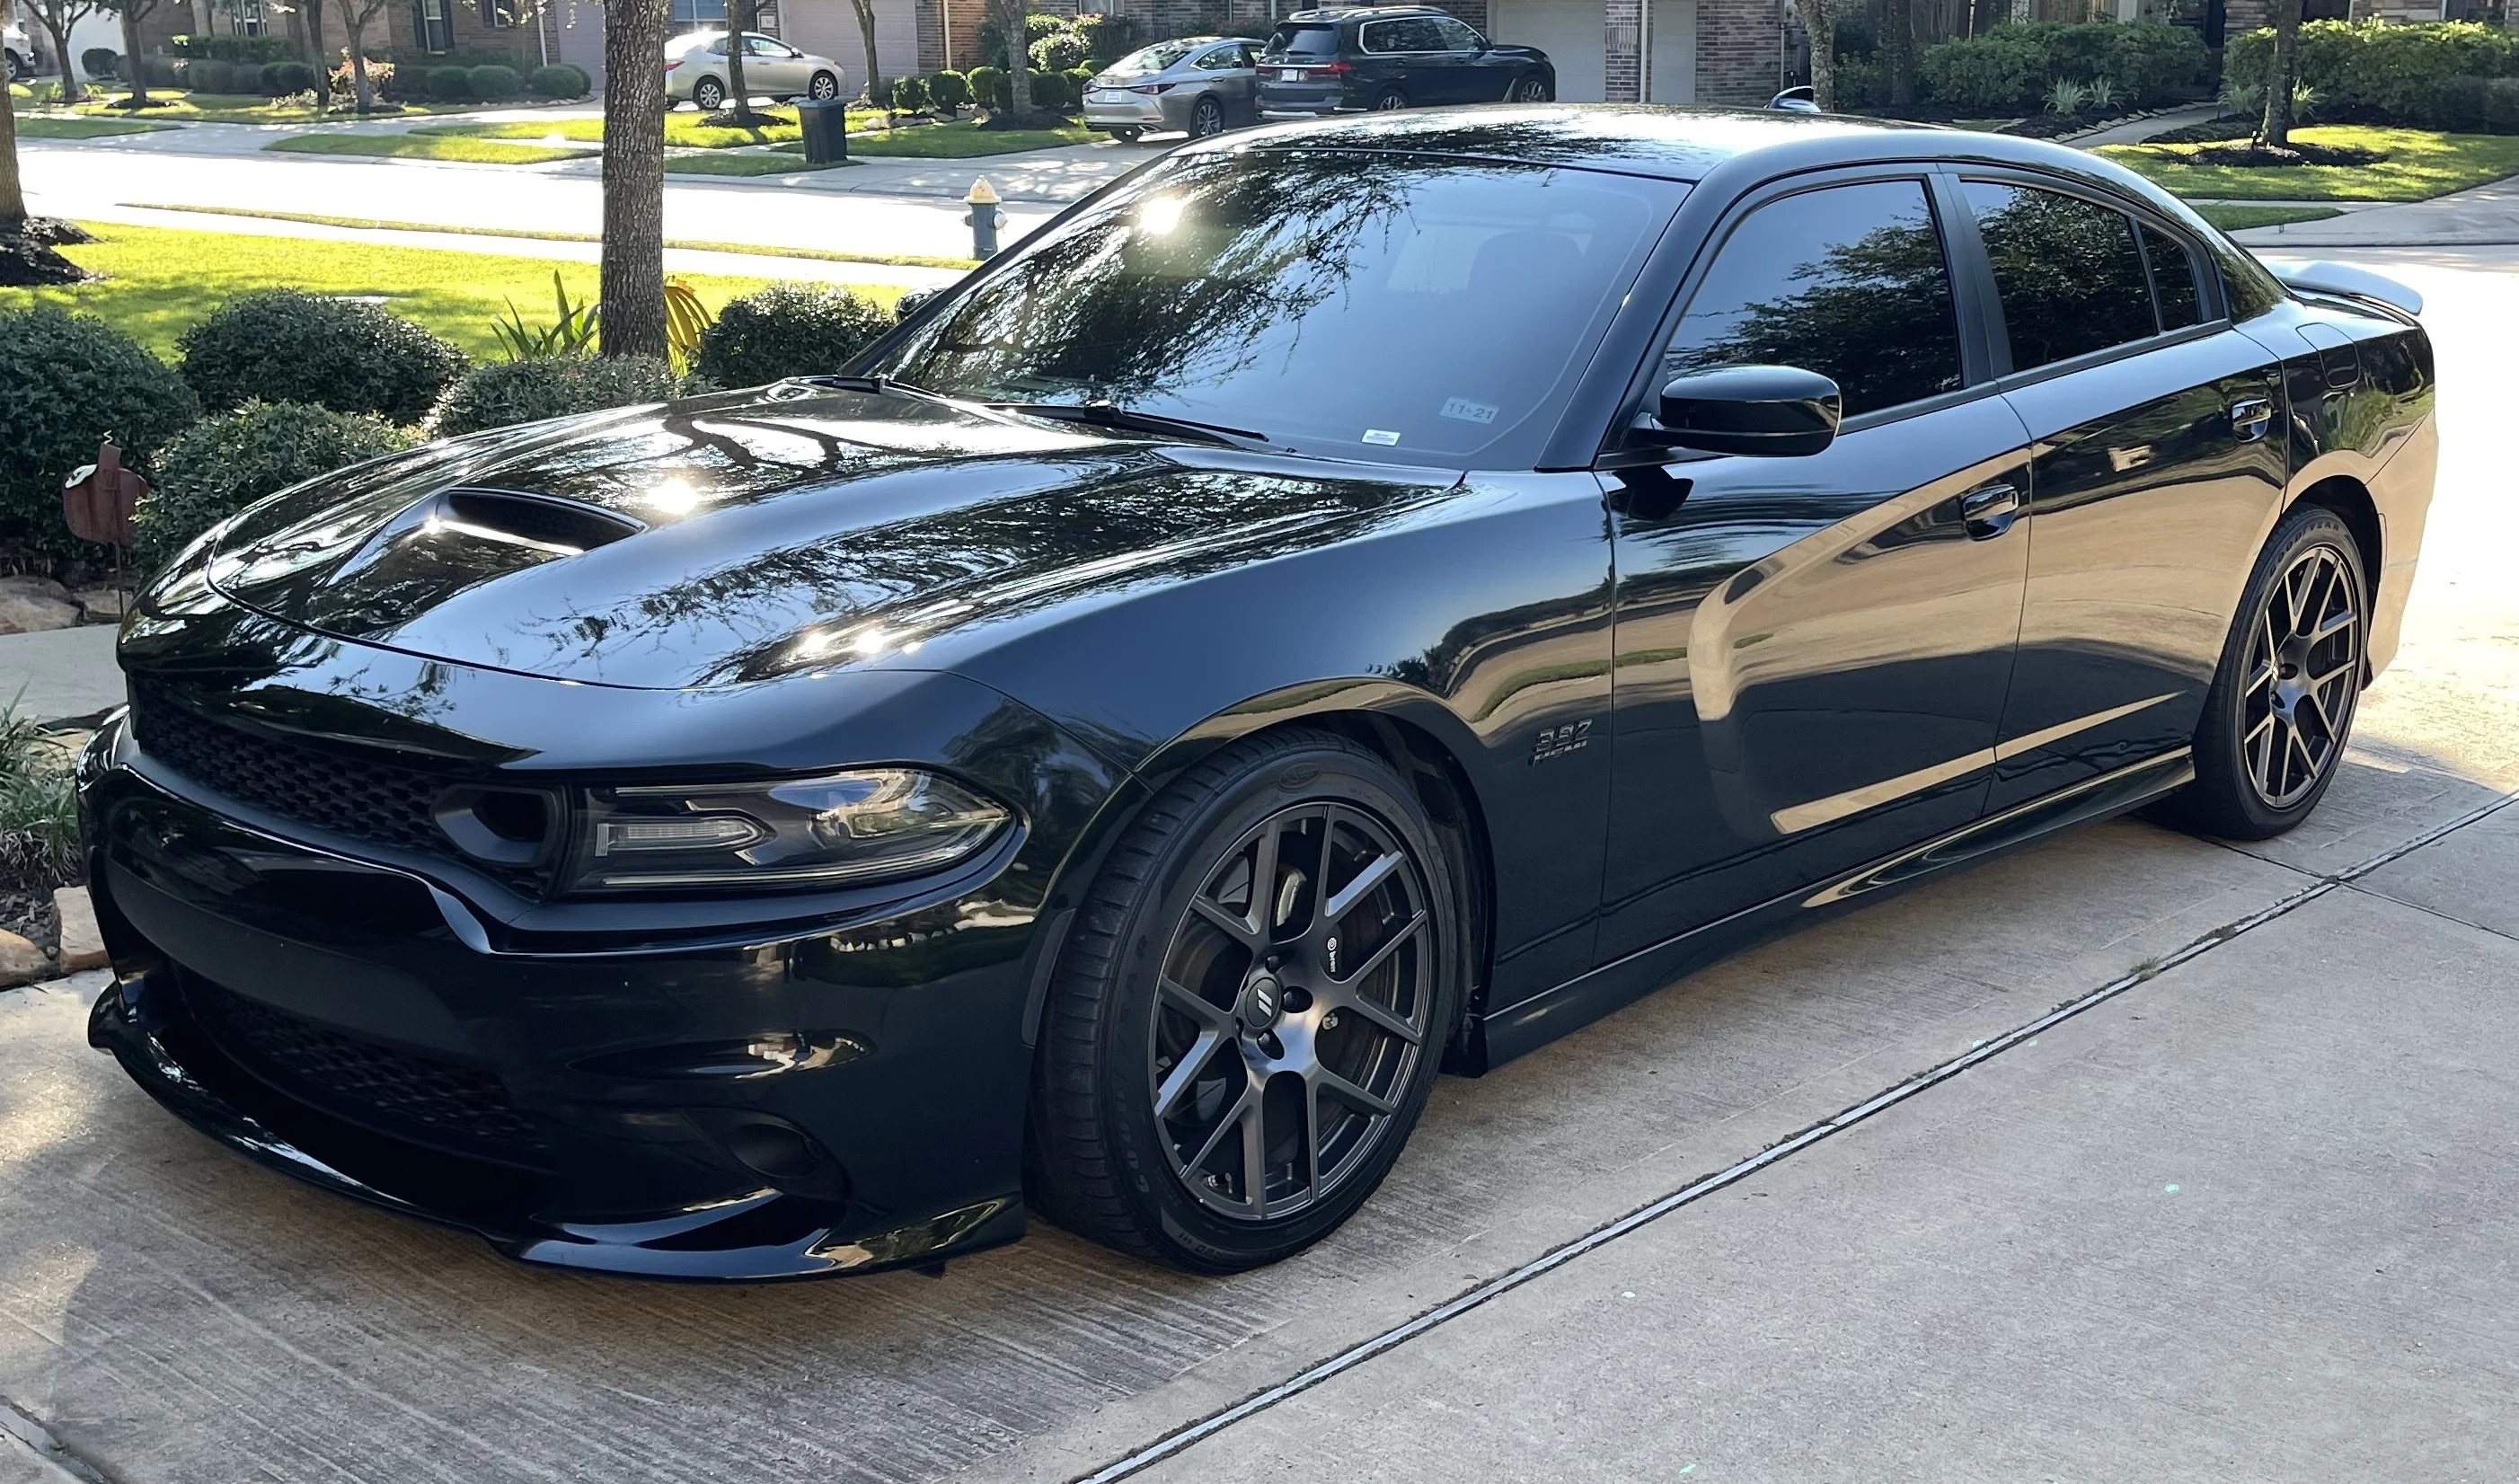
[16,116,176,138]
[667,152,854,177]
[66,89,512,123]
[266,132,594,164]
[2193,203,2347,232]
[125,202,980,269]
[2099,126,2519,202]
[774,119,1097,158]
[0,703,78,895]
[425,108,886,149]
[0,221,912,361]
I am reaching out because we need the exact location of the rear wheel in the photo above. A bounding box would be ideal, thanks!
[1191,95,1225,137]
[1368,86,1408,110]
[1111,126,1143,143]
[2155,505,2365,840]
[1028,729,1464,1272]
[692,76,725,111]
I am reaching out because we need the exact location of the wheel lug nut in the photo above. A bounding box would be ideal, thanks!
[1322,1011,1340,1030]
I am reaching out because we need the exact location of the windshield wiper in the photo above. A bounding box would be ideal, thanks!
[786,373,959,405]
[986,400,1267,446]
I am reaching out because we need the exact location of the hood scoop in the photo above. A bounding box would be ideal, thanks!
[431,487,646,554]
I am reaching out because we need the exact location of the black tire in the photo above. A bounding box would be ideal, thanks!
[1111,126,1142,143]
[2154,503,2366,841]
[1509,73,1551,102]
[692,76,725,111]
[1191,95,1224,137]
[808,70,838,101]
[1028,729,1465,1272]
[1368,87,1408,110]
[4,50,28,84]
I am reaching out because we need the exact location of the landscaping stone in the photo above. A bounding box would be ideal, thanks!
[0,929,48,986]
[0,575,81,635]
[51,886,105,972]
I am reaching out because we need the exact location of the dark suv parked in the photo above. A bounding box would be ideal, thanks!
[1256,6,1551,118]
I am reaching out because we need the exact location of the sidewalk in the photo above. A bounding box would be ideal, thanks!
[2232,173,2519,248]
[0,626,119,727]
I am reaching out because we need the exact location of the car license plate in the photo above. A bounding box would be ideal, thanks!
[1279,68,1303,81]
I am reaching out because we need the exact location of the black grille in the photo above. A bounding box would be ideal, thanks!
[185,976,544,1157]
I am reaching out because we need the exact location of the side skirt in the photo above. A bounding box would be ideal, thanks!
[1470,748,2196,1071]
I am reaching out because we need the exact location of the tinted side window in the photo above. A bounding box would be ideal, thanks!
[1433,16,1481,49]
[2142,225,2202,330]
[1966,181,2156,371]
[1662,179,1964,420]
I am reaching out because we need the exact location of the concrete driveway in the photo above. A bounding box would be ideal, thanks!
[1,247,2512,1484]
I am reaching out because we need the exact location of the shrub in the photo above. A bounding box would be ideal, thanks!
[171,32,299,65]
[928,69,969,111]
[427,64,473,102]
[1027,69,1074,111]
[865,74,895,108]
[0,308,198,559]
[2046,76,2089,115]
[182,57,240,94]
[527,61,588,98]
[889,73,929,113]
[2228,21,2519,120]
[694,282,894,388]
[1074,12,1138,65]
[0,703,79,894]
[1030,29,1087,74]
[1834,57,1884,110]
[1918,22,2203,113]
[178,289,466,424]
[468,63,522,101]
[136,401,416,570]
[261,59,319,97]
[968,64,1007,111]
[79,47,119,81]
[429,356,691,437]
[141,56,181,89]
[331,57,400,104]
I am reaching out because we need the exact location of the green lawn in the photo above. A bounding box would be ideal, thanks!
[2099,126,2519,202]
[427,107,887,149]
[16,116,177,137]
[2193,203,2347,232]
[666,152,853,176]
[266,132,594,164]
[67,90,526,123]
[775,119,1097,157]
[127,202,979,269]
[0,222,910,361]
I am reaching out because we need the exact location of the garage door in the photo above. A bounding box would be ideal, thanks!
[1489,0,1604,103]
[1647,0,1694,102]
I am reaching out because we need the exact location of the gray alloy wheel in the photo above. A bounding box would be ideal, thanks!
[1192,95,1225,137]
[1026,729,1463,1272]
[693,76,725,110]
[1510,74,1550,102]
[808,70,839,101]
[1369,87,1408,110]
[2155,504,2365,841]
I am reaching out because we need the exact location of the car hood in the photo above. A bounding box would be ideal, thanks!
[197,384,1459,692]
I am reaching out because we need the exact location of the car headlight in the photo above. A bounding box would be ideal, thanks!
[565,768,1011,894]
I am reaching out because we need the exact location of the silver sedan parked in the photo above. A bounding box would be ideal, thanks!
[1083,37,1256,142]
[664,31,844,111]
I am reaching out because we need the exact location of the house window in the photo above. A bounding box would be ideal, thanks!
[415,0,453,52]
[478,0,516,28]
[235,0,266,35]
[668,0,780,34]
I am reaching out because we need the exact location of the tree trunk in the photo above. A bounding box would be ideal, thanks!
[37,12,80,104]
[1884,0,1914,106]
[2259,0,2302,149]
[849,0,879,102]
[303,0,329,111]
[601,0,670,359]
[119,2,150,105]
[1796,0,1834,110]
[723,0,754,122]
[338,0,376,112]
[0,76,26,230]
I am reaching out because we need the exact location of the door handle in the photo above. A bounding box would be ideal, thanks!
[2230,396,2274,442]
[1960,483,2020,540]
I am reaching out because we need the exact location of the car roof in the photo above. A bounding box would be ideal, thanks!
[1281,7,1450,22]
[1195,102,2173,195]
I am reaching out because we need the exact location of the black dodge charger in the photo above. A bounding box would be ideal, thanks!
[81,107,2436,1279]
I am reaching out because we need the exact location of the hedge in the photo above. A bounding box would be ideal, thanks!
[1917,22,2205,113]
[2227,20,2519,126]
[694,282,894,388]
[136,402,416,570]
[528,62,589,99]
[178,289,467,424]
[429,356,691,437]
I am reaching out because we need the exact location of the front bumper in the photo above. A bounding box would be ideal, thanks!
[75,631,1136,1279]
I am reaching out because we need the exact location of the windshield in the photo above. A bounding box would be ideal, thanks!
[1109,39,1204,73]
[867,152,1683,467]
[1261,24,1341,58]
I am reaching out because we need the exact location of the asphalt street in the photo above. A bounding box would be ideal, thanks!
[0,229,2511,1484]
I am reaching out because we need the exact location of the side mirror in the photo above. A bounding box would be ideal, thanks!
[1769,84,1820,113]
[1641,365,1841,457]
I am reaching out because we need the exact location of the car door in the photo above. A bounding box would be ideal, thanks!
[1598,172,2036,961]
[1956,174,2291,813]
[1192,40,1255,125]
[1430,15,1499,100]
[747,34,804,94]
[1382,16,1463,103]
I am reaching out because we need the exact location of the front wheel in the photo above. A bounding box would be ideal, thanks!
[807,70,838,101]
[1509,73,1550,102]
[1028,729,1464,1272]
[2155,504,2366,840]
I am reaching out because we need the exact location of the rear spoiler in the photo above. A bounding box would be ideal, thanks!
[2267,260,2424,318]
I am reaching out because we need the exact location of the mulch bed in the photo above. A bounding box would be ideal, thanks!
[2144,113,2260,146]
[1,888,58,961]
[2186,140,2389,167]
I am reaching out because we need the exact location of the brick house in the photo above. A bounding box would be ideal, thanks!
[125,0,570,70]
[911,0,1793,103]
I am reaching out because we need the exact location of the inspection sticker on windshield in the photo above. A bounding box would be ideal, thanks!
[1439,397,1499,425]
[1362,429,1402,446]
